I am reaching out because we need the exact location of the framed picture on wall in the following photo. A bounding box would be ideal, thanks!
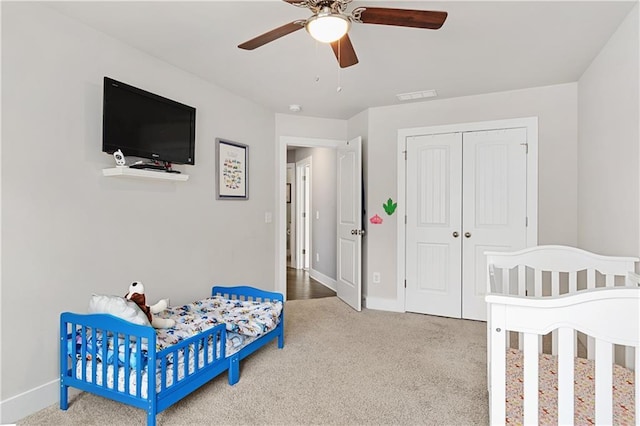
[215,138,248,200]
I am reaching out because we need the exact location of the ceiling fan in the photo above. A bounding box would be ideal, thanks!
[238,0,448,68]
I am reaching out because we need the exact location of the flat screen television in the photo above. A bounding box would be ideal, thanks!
[102,77,196,165]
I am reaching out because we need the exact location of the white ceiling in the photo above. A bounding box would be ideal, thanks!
[46,1,636,120]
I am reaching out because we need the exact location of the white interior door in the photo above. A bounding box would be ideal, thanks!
[461,128,528,320]
[336,136,362,311]
[405,132,463,318]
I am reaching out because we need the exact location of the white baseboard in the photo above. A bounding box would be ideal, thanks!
[0,379,80,424]
[364,296,404,312]
[308,269,336,291]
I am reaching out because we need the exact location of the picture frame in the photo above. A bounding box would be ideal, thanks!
[215,138,248,200]
[286,183,291,203]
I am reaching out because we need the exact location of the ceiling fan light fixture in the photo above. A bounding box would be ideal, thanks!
[306,12,350,43]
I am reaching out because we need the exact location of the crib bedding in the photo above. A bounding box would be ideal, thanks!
[505,348,635,425]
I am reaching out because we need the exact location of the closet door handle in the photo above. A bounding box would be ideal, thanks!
[464,232,472,238]
[452,231,459,238]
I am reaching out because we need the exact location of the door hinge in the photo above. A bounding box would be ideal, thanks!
[520,142,529,154]
[403,150,407,160]
[405,215,407,224]
[302,212,306,218]
[404,279,407,288]
[526,216,528,227]
[302,249,306,254]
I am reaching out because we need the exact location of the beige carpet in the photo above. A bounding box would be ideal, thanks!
[19,297,489,425]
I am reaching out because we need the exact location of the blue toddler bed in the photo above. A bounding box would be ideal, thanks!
[60,286,284,426]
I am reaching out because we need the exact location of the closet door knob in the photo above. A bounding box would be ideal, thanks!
[452,231,459,238]
[464,232,472,238]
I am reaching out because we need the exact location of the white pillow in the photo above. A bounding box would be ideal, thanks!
[88,294,150,326]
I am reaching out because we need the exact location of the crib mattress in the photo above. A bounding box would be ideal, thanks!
[505,348,635,425]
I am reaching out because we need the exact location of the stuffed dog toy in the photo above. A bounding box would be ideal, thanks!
[125,281,175,329]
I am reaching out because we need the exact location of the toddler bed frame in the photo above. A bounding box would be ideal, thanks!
[60,286,284,426]
[485,245,639,425]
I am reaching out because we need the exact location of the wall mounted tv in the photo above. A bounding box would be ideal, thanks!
[102,77,196,165]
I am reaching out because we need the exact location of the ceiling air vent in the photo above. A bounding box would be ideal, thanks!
[396,89,438,101]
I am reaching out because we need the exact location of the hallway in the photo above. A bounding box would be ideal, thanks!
[286,268,336,300]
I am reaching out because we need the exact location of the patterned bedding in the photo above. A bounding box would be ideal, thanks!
[154,295,283,352]
[69,295,283,398]
[505,348,635,425]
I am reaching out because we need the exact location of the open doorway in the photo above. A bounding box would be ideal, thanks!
[286,163,295,268]
[282,141,339,300]
[295,157,311,270]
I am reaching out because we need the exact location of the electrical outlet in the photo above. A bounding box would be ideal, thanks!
[373,272,381,283]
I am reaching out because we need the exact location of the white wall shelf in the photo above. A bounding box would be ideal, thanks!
[102,167,189,181]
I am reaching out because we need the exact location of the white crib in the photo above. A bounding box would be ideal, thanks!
[485,245,639,425]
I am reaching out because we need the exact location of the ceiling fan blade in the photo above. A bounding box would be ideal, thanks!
[330,35,358,68]
[238,21,304,50]
[358,7,447,30]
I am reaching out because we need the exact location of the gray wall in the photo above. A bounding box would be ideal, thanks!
[1,3,276,419]
[363,83,579,302]
[577,4,639,258]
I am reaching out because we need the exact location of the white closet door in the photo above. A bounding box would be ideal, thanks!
[461,128,528,320]
[405,132,463,318]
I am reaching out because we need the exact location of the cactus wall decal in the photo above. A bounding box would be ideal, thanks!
[383,198,397,215]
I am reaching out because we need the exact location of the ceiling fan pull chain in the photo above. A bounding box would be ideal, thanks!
[336,40,342,92]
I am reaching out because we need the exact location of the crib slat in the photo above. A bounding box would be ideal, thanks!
[534,269,542,296]
[557,328,574,424]
[490,325,507,425]
[605,273,614,287]
[502,268,509,295]
[517,265,526,296]
[551,271,560,296]
[568,271,577,293]
[594,339,613,425]
[635,347,639,426]
[587,337,595,360]
[523,333,539,425]
[587,269,596,289]
[624,346,634,370]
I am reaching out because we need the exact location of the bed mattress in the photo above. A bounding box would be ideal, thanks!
[505,348,635,425]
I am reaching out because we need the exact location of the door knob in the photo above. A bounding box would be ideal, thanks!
[452,231,459,238]
[464,232,472,238]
